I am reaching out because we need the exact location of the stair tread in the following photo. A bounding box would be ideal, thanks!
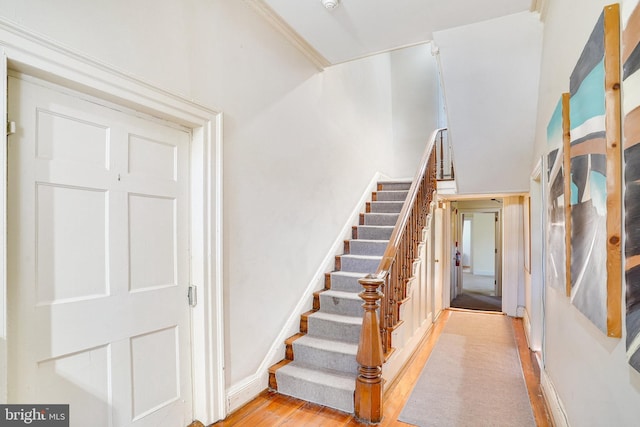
[294,334,358,354]
[308,311,362,325]
[335,271,376,277]
[378,179,412,184]
[356,225,394,229]
[364,212,399,216]
[350,238,390,243]
[320,289,361,300]
[277,362,356,390]
[368,201,402,204]
[340,254,383,260]
[331,271,365,278]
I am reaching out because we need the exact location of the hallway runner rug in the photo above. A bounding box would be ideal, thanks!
[398,310,535,427]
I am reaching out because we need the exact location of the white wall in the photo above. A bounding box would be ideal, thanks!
[0,0,193,96]
[188,1,397,388]
[471,213,495,276]
[531,0,640,424]
[433,11,543,195]
[390,43,441,178]
[0,0,442,403]
[462,218,472,266]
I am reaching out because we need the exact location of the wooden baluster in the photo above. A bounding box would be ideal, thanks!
[382,272,391,354]
[383,268,392,354]
[403,235,407,297]
[390,270,397,329]
[397,246,402,305]
[439,131,444,179]
[355,275,385,423]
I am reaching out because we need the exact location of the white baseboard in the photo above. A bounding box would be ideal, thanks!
[225,172,388,414]
[226,372,269,414]
[540,368,570,427]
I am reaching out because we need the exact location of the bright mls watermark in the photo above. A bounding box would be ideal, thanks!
[0,405,68,426]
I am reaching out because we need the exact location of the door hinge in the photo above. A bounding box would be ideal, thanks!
[188,285,198,307]
[7,121,16,136]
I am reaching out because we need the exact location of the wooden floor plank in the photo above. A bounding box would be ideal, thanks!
[279,401,348,427]
[211,391,273,426]
[211,309,550,427]
[512,318,553,427]
[236,393,306,426]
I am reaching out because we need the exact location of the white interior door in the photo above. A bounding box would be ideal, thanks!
[7,74,193,427]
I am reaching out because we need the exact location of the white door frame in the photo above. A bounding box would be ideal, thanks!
[457,208,503,296]
[0,19,226,424]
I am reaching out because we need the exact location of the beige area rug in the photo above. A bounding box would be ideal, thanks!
[398,311,535,427]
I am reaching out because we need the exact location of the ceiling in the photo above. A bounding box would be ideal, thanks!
[259,0,534,65]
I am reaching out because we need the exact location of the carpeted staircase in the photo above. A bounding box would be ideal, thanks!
[268,180,411,413]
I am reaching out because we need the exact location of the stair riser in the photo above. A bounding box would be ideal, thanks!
[348,240,388,256]
[368,202,403,213]
[292,341,359,374]
[275,373,354,413]
[328,273,363,293]
[307,316,361,343]
[319,294,364,317]
[378,182,411,191]
[355,226,393,240]
[339,256,380,273]
[363,213,399,226]
[375,191,408,202]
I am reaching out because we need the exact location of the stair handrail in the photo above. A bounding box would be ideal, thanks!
[378,128,443,276]
[354,128,444,423]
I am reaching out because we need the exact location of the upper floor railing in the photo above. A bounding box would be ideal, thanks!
[435,128,454,180]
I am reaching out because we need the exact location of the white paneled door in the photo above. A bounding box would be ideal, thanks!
[7,74,193,427]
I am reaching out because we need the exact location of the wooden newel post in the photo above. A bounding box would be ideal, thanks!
[355,274,384,424]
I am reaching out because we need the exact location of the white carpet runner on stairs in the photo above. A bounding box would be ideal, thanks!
[273,180,411,413]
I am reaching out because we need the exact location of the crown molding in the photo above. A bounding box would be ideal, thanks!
[246,0,331,70]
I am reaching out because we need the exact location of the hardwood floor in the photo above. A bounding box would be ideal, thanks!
[211,309,551,426]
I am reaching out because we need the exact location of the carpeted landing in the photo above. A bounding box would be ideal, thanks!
[451,273,501,312]
[398,310,535,427]
[450,292,502,312]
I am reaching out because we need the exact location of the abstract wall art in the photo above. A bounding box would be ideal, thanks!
[546,95,570,294]
[623,0,640,373]
[567,4,621,337]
